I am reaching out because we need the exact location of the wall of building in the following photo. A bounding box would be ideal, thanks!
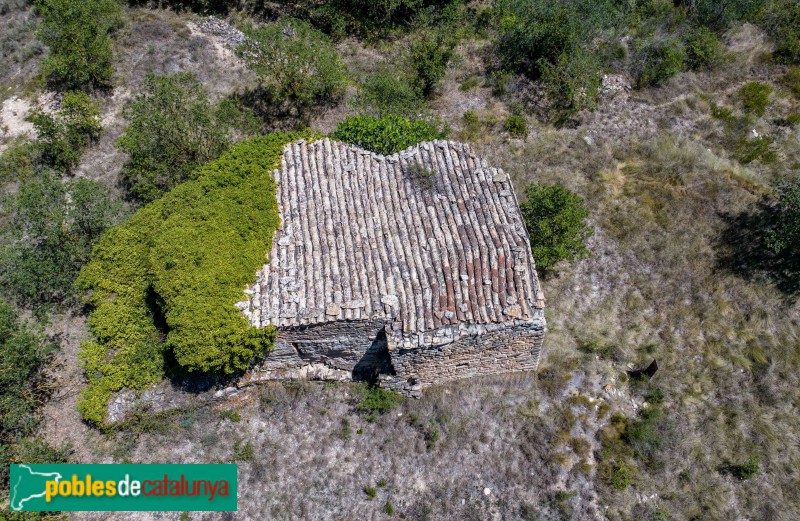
[244,318,545,397]
[380,320,546,397]
[243,319,393,384]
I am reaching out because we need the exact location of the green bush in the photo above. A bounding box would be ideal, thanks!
[766,176,800,257]
[1,172,122,307]
[237,18,347,114]
[355,385,402,415]
[519,183,593,272]
[363,485,377,499]
[35,0,122,90]
[737,81,772,116]
[0,301,56,444]
[683,0,766,31]
[636,39,686,88]
[28,90,102,172]
[761,0,800,64]
[332,115,449,155]
[726,455,760,480]
[0,301,69,488]
[539,50,602,120]
[782,66,800,98]
[315,0,462,37]
[353,71,425,118]
[116,72,232,204]
[503,114,528,137]
[684,25,727,70]
[497,0,583,80]
[496,0,621,79]
[0,141,40,185]
[76,131,314,425]
[409,26,458,97]
[736,135,776,164]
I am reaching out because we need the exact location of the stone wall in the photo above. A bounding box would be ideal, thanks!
[381,320,546,396]
[242,319,393,384]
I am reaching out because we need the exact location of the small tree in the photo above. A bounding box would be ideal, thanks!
[1,172,122,306]
[116,72,230,204]
[520,183,593,271]
[35,0,122,91]
[409,26,457,98]
[539,50,602,121]
[635,39,686,88]
[237,18,347,114]
[28,91,102,172]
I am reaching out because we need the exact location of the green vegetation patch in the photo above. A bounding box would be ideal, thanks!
[34,0,122,91]
[76,131,316,424]
[332,115,449,155]
[520,183,593,272]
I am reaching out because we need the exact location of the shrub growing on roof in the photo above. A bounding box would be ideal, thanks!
[75,131,316,424]
[332,115,449,155]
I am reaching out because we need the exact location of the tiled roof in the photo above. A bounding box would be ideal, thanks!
[240,138,544,346]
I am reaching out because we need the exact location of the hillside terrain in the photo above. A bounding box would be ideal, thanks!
[1,0,800,520]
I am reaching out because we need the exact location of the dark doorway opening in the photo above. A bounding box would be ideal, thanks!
[352,328,396,384]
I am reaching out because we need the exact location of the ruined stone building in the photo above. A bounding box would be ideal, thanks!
[239,138,546,395]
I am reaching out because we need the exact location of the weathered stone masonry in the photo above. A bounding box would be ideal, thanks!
[239,138,546,396]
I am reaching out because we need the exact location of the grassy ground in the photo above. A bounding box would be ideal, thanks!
[1,4,799,520]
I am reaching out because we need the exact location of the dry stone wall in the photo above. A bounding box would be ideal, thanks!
[382,319,546,396]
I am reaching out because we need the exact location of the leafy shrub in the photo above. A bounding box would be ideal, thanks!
[1,172,122,307]
[0,301,69,488]
[683,0,766,31]
[29,90,102,172]
[497,0,580,79]
[736,135,776,164]
[684,25,726,70]
[737,81,772,116]
[409,26,458,97]
[782,66,800,98]
[503,114,528,137]
[766,176,800,257]
[35,0,122,90]
[355,385,402,415]
[0,301,56,444]
[315,0,462,37]
[76,131,314,424]
[231,440,254,462]
[725,455,760,480]
[237,18,347,113]
[636,39,686,88]
[116,72,232,204]
[0,141,40,185]
[623,403,666,470]
[761,0,800,64]
[353,71,424,118]
[606,460,633,490]
[539,50,602,120]
[332,115,449,155]
[519,183,593,271]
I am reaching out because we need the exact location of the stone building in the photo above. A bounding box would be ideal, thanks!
[239,138,546,396]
